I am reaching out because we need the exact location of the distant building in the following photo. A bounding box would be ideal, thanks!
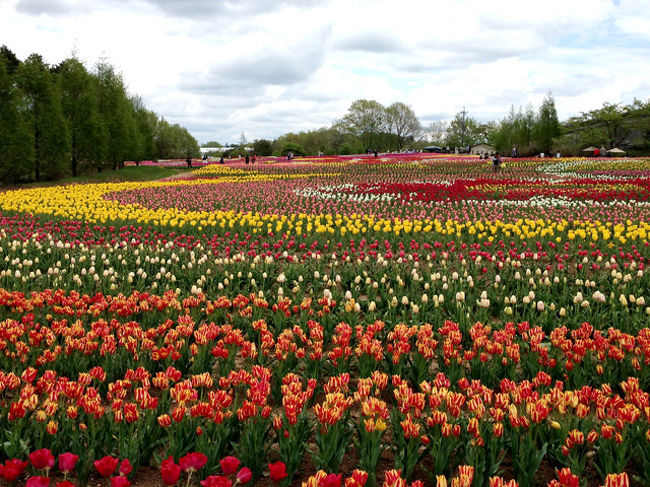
[469,143,496,155]
[200,147,234,154]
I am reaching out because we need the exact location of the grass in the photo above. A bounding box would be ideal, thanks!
[1,166,194,191]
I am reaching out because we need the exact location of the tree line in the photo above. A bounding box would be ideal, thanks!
[226,94,650,158]
[0,46,199,184]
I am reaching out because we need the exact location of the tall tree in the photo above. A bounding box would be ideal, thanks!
[58,57,106,176]
[176,124,200,158]
[0,56,34,183]
[426,120,449,147]
[534,93,560,154]
[0,45,20,74]
[128,95,156,165]
[95,60,134,170]
[253,139,272,156]
[385,102,421,150]
[17,54,69,181]
[445,109,483,150]
[338,99,387,151]
[490,105,536,155]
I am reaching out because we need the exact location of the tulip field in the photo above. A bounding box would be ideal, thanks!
[1,153,650,487]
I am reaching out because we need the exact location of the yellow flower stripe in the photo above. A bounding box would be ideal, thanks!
[571,160,650,171]
[0,173,327,230]
[1,167,648,242]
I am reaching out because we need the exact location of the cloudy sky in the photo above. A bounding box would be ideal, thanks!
[2,0,650,144]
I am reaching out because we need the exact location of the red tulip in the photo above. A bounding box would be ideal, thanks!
[201,475,232,487]
[179,452,207,472]
[56,482,77,487]
[268,462,288,482]
[29,449,55,470]
[219,456,240,475]
[324,473,342,487]
[94,456,119,478]
[119,459,132,477]
[26,476,50,487]
[236,467,253,484]
[2,459,28,482]
[111,476,131,487]
[160,456,182,486]
[58,453,79,474]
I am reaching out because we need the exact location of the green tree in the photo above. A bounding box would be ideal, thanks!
[238,132,249,150]
[566,102,630,150]
[176,125,200,158]
[280,141,306,156]
[17,54,69,181]
[338,99,387,151]
[533,93,560,154]
[445,110,484,150]
[201,141,222,148]
[490,105,536,155]
[95,60,135,170]
[0,56,34,183]
[131,97,158,164]
[626,98,650,155]
[153,118,174,159]
[385,102,421,150]
[58,57,106,176]
[0,45,20,74]
[253,138,273,156]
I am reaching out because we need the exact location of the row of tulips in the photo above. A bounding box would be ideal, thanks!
[1,232,648,336]
[0,449,636,487]
[2,284,650,387]
[1,357,650,485]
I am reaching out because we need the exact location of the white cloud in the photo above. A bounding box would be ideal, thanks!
[2,0,649,143]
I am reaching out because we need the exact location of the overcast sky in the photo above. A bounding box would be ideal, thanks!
[2,0,650,144]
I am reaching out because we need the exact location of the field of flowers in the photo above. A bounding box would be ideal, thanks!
[0,153,649,487]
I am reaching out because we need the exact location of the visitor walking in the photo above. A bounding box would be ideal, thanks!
[492,152,502,174]
[245,155,250,164]
[511,147,518,158]
[186,155,192,169]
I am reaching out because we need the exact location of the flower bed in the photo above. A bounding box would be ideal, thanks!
[0,154,648,486]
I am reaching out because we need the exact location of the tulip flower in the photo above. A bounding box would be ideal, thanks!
[118,459,132,477]
[58,453,79,475]
[29,449,55,471]
[324,473,343,487]
[160,457,182,486]
[110,477,131,487]
[94,456,119,478]
[236,467,253,484]
[201,476,232,487]
[219,456,240,475]
[268,462,288,482]
[26,477,50,487]
[2,459,28,482]
[179,452,208,473]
